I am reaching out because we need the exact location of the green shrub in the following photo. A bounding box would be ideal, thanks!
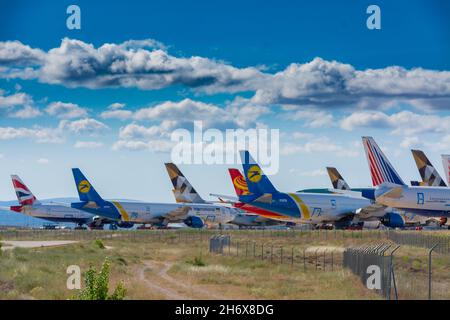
[187,255,206,267]
[93,239,105,249]
[75,258,126,300]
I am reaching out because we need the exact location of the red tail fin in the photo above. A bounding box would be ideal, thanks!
[228,169,250,196]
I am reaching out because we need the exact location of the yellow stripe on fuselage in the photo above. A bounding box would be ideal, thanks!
[112,201,130,221]
[288,193,311,219]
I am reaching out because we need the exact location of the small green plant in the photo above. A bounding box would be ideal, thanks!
[75,258,126,300]
[187,255,206,267]
[93,239,105,249]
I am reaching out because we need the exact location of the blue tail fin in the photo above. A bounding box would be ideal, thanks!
[239,150,278,195]
[72,168,104,203]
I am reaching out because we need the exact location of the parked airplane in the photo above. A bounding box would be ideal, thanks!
[234,150,383,228]
[324,167,428,228]
[411,150,447,187]
[9,175,104,229]
[362,137,450,217]
[164,162,253,227]
[71,168,236,228]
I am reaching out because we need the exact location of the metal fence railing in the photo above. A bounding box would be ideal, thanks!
[387,231,450,254]
[343,244,396,299]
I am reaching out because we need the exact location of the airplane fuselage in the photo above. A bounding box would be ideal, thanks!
[240,192,372,224]
[11,203,94,224]
[71,200,237,225]
[376,186,450,217]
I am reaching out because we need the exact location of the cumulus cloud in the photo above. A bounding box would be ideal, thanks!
[340,110,450,136]
[252,58,450,110]
[45,101,88,119]
[60,118,108,134]
[100,109,133,120]
[0,126,64,143]
[0,38,263,93]
[9,105,42,119]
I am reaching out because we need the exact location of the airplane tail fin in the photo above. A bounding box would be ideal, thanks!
[239,150,278,195]
[362,136,406,186]
[326,167,351,190]
[411,149,447,187]
[11,175,39,205]
[71,168,104,203]
[164,163,205,203]
[441,155,450,185]
[228,168,250,196]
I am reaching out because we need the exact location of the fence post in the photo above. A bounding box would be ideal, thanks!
[428,243,439,300]
[280,246,283,264]
[388,245,400,300]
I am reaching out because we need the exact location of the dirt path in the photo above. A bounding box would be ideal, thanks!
[138,260,223,300]
[138,261,189,300]
[0,240,78,251]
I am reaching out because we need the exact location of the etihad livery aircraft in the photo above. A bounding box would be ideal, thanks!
[9,175,102,229]
[164,163,243,226]
[362,137,450,217]
[235,151,380,228]
[71,168,236,228]
[411,150,447,187]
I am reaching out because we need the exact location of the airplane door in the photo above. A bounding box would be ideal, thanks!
[330,199,337,209]
[417,193,424,205]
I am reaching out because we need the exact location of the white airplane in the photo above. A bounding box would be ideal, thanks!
[233,150,384,229]
[9,175,104,229]
[70,168,237,228]
[362,137,450,217]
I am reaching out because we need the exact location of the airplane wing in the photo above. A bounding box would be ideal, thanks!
[356,203,387,220]
[376,185,404,199]
[163,206,191,222]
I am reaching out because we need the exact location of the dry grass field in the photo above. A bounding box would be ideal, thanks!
[0,229,449,300]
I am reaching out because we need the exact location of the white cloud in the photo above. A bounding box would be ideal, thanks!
[45,101,88,119]
[107,102,125,110]
[60,118,108,134]
[100,109,133,120]
[74,141,104,149]
[289,109,334,128]
[340,110,450,136]
[10,105,42,119]
[0,126,64,143]
[290,168,327,177]
[4,40,450,111]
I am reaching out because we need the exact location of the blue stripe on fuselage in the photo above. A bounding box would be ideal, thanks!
[71,200,121,221]
[241,193,301,218]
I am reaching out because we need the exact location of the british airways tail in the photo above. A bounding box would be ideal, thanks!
[71,168,104,204]
[411,149,447,187]
[362,137,406,186]
[326,167,351,190]
[11,175,39,205]
[239,150,278,195]
[164,163,205,203]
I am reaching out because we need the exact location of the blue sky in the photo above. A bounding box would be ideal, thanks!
[0,0,450,202]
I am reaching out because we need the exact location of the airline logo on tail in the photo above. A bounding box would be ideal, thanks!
[78,180,91,194]
[11,175,37,205]
[412,150,446,187]
[362,137,405,186]
[228,169,250,196]
[327,167,350,190]
[247,165,262,183]
[164,163,205,203]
